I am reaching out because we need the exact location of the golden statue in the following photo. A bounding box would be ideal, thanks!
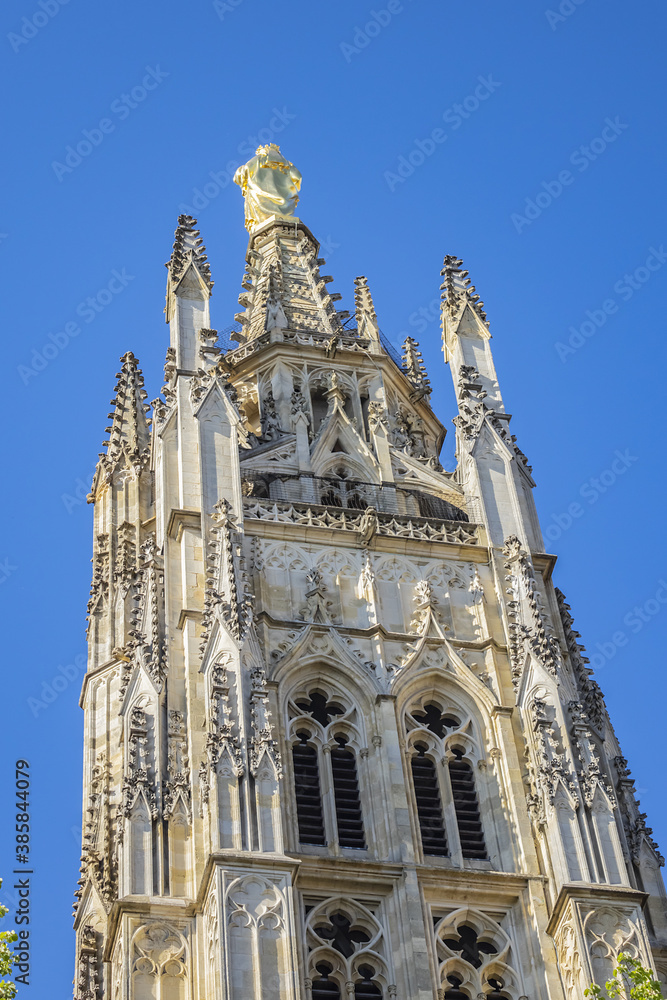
[233,144,302,232]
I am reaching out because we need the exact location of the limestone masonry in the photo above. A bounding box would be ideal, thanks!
[73,182,666,999]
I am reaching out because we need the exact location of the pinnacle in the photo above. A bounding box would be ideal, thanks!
[401,337,432,398]
[166,214,213,291]
[440,254,487,325]
[98,352,151,472]
[354,275,376,320]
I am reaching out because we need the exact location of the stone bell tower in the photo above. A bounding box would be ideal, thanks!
[73,146,666,1000]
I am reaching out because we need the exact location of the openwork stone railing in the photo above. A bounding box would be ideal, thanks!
[242,498,479,546]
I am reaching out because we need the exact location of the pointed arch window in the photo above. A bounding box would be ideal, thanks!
[290,688,367,852]
[411,743,448,857]
[435,908,520,1000]
[292,731,326,846]
[312,964,341,999]
[331,736,365,848]
[448,746,486,860]
[307,901,389,1000]
[407,701,487,862]
[355,966,383,998]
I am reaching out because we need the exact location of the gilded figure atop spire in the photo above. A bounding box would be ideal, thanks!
[233,144,302,232]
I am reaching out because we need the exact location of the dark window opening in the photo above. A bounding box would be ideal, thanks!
[444,974,470,1000]
[486,978,506,1000]
[443,925,497,969]
[296,691,344,728]
[331,736,365,848]
[292,731,326,846]
[314,912,370,958]
[311,388,329,431]
[411,743,448,857]
[355,964,383,998]
[412,703,460,739]
[312,963,341,999]
[449,748,487,860]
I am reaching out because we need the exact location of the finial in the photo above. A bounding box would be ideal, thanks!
[233,144,302,232]
[440,254,487,325]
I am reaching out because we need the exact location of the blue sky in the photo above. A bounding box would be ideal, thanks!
[1,0,666,992]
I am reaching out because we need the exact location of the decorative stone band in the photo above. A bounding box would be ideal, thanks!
[242,497,479,545]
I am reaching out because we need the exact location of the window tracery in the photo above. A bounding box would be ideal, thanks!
[405,697,487,861]
[289,683,367,851]
[434,908,521,1000]
[306,898,391,999]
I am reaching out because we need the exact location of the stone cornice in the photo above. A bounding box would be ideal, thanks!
[546,882,649,937]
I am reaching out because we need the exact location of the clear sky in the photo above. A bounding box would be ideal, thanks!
[1,0,666,993]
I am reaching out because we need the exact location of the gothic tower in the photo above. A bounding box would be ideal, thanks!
[73,147,667,1000]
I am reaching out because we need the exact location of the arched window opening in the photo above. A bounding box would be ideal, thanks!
[412,703,460,739]
[449,747,487,859]
[355,964,383,998]
[331,736,365,848]
[314,911,370,957]
[411,743,448,857]
[443,925,497,968]
[292,731,326,846]
[321,488,343,508]
[444,974,470,1000]
[486,977,507,1000]
[312,962,341,999]
[311,388,329,432]
[296,691,344,727]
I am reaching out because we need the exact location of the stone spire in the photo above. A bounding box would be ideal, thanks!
[232,221,349,344]
[90,352,151,496]
[166,214,213,292]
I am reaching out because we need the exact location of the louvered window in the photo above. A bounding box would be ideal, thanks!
[411,743,448,856]
[292,731,326,846]
[331,736,365,848]
[449,748,486,859]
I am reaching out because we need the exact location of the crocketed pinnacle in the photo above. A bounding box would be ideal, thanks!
[354,275,376,322]
[401,337,431,396]
[92,353,151,490]
[440,255,487,325]
[166,215,213,291]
